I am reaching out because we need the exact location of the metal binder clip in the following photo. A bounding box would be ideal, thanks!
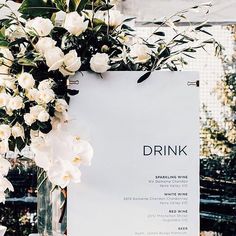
[187,80,199,87]
[69,79,79,85]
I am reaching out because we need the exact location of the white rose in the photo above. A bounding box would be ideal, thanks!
[38,89,55,104]
[5,79,17,91]
[5,24,25,40]
[55,99,68,113]
[30,105,45,118]
[25,17,54,36]
[129,44,152,64]
[0,124,11,140]
[18,72,35,89]
[0,141,9,154]
[0,157,11,176]
[90,53,110,73]
[26,88,39,101]
[0,93,10,107]
[35,37,56,55]
[38,79,54,90]
[106,10,123,27]
[44,47,64,71]
[11,123,24,138]
[64,12,88,36]
[60,50,81,76]
[7,96,23,110]
[0,47,14,72]
[24,113,36,126]
[37,110,50,122]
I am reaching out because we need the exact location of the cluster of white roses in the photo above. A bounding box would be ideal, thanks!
[26,10,152,73]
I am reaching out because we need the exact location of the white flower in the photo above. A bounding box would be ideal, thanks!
[0,191,6,203]
[0,175,14,192]
[129,44,152,64]
[24,113,36,126]
[37,110,50,122]
[55,99,68,113]
[18,72,35,89]
[0,141,9,154]
[60,50,81,76]
[38,89,55,104]
[38,79,54,90]
[95,10,123,28]
[4,78,16,90]
[106,10,123,27]
[0,47,14,73]
[31,136,53,171]
[0,124,11,140]
[30,105,45,118]
[7,96,23,110]
[0,93,10,107]
[52,111,69,129]
[11,123,24,138]
[0,157,11,176]
[5,24,25,40]
[25,17,54,36]
[64,12,88,36]
[48,159,81,188]
[44,47,64,71]
[71,138,93,166]
[90,53,110,73]
[35,37,56,55]
[26,88,39,101]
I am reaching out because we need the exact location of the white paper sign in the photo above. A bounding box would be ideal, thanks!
[68,71,199,236]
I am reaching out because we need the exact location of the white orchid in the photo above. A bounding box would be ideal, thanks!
[71,138,93,166]
[48,159,81,188]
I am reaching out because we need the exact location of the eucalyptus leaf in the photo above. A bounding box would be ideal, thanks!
[153,31,165,36]
[137,72,151,83]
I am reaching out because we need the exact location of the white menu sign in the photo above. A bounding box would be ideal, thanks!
[68,71,199,236]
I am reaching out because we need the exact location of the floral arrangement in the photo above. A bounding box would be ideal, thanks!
[0,0,221,203]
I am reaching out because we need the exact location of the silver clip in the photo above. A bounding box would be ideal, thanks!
[187,80,199,87]
[69,80,79,85]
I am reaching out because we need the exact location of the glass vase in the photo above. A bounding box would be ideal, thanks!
[37,168,66,235]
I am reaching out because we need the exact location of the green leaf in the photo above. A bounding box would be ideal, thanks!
[54,0,67,11]
[137,72,151,83]
[95,3,114,11]
[18,58,37,67]
[67,89,79,96]
[19,0,58,19]
[16,137,26,152]
[123,17,136,23]
[8,137,15,152]
[77,0,89,12]
[0,40,8,47]
[153,31,165,36]
[39,121,52,134]
[121,24,135,32]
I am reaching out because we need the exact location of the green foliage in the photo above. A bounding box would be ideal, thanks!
[19,0,59,19]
